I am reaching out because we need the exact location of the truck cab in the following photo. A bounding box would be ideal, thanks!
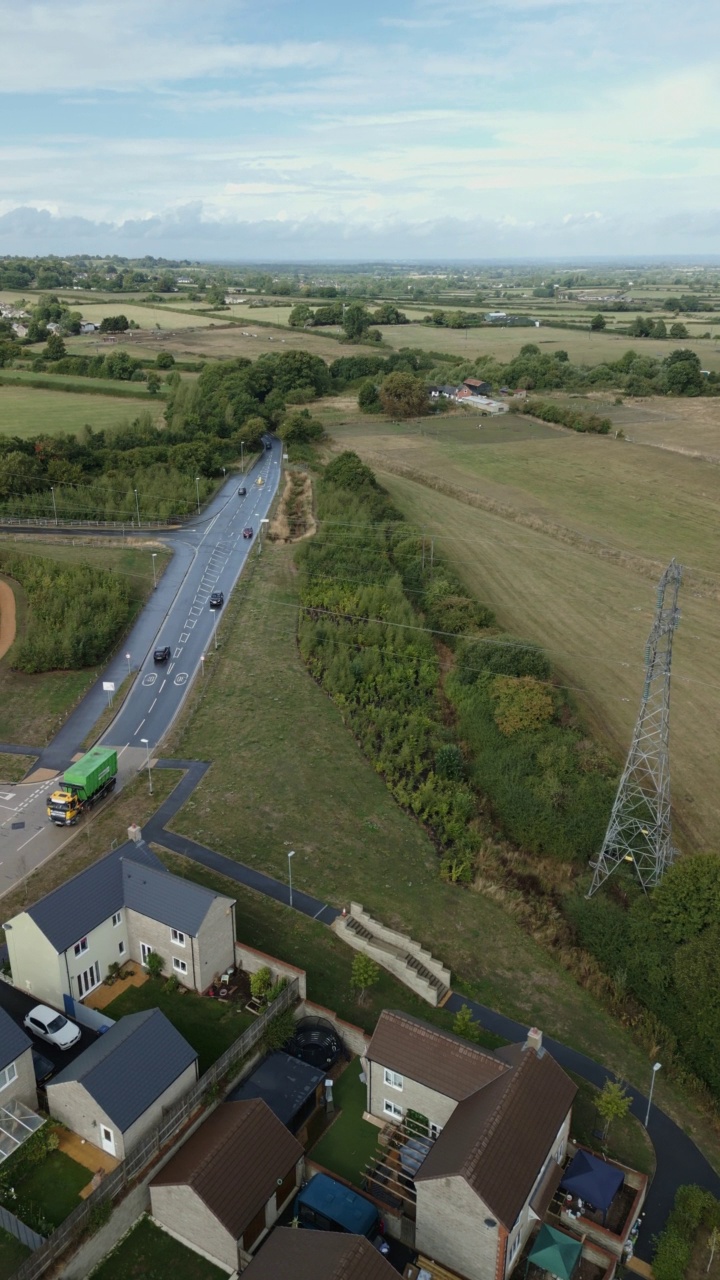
[46,788,83,826]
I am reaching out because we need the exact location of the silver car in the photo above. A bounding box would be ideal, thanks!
[23,1004,81,1051]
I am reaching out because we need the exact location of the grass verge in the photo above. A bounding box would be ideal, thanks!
[0,753,38,782]
[162,540,720,1172]
[90,1215,226,1280]
[104,980,253,1075]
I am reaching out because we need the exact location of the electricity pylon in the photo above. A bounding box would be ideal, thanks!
[587,559,682,897]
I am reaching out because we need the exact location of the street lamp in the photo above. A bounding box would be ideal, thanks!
[151,552,157,589]
[240,440,245,472]
[200,653,205,679]
[288,850,295,909]
[125,652,131,677]
[140,738,153,795]
[195,476,201,514]
[645,1062,661,1127]
[134,488,140,527]
[50,486,58,526]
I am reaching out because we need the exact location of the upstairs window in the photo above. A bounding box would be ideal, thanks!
[171,929,186,947]
[73,937,88,957]
[383,1068,403,1091]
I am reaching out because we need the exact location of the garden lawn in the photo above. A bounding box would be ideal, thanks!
[103,981,253,1074]
[569,1075,655,1177]
[91,1215,227,1280]
[17,1151,91,1227]
[310,1062,380,1187]
[0,1227,30,1280]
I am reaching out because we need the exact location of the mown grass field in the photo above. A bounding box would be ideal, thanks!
[325,408,720,855]
[0,541,169,745]
[61,302,218,329]
[162,542,719,1167]
[0,383,164,438]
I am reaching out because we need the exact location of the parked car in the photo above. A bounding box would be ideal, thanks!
[153,646,171,663]
[209,591,224,608]
[243,527,253,539]
[23,1005,81,1050]
[238,486,247,497]
[32,1050,55,1084]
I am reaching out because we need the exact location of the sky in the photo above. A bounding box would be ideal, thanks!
[1,0,719,261]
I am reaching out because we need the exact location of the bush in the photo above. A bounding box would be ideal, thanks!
[145,950,164,979]
[262,1008,297,1053]
[155,351,175,368]
[653,1186,720,1280]
[250,966,273,1001]
[491,675,555,736]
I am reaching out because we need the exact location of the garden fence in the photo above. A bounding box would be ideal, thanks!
[0,1205,45,1252]
[8,979,298,1280]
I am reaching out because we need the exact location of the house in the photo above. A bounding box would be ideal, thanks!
[0,1007,36,1109]
[11,323,28,337]
[45,322,61,334]
[365,1012,576,1280]
[80,322,98,333]
[46,1008,197,1160]
[463,378,492,396]
[241,1228,397,1279]
[3,841,236,1008]
[150,1098,304,1272]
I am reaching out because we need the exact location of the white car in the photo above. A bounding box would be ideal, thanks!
[23,1004,81,1051]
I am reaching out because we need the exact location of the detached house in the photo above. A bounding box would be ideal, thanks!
[365,1011,577,1280]
[3,842,236,1009]
[0,1007,36,1110]
[47,1008,197,1159]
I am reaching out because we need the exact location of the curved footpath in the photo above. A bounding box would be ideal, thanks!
[145,761,720,1261]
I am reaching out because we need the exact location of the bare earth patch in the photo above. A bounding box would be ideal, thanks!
[0,576,16,662]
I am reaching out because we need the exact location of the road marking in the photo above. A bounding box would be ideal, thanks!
[148,698,157,713]
[141,673,157,686]
[174,672,188,686]
[0,794,16,802]
[185,619,196,629]
[160,679,166,692]
[133,719,146,736]
[17,829,44,852]
[180,632,190,643]
[189,606,202,616]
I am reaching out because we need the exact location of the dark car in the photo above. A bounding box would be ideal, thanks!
[209,591,224,608]
[32,1050,55,1085]
[238,486,247,497]
[243,526,253,539]
[264,440,272,451]
[153,646,171,663]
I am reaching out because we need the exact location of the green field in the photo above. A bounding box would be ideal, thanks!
[0,383,163,438]
[325,407,720,855]
[162,540,719,1170]
[60,302,218,330]
[0,541,169,745]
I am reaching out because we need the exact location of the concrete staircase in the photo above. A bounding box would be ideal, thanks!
[334,903,451,1007]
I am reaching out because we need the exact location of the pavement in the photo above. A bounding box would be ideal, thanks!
[0,441,283,895]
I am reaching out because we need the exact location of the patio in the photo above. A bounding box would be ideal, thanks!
[84,966,148,1011]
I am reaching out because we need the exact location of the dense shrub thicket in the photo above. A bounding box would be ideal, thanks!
[296,451,616,882]
[567,853,720,1095]
[519,397,612,434]
[0,551,134,672]
[652,1185,720,1280]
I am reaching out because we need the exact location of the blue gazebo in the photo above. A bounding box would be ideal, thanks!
[560,1149,624,1223]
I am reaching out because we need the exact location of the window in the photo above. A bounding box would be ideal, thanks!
[0,1063,17,1092]
[172,957,188,975]
[73,937,88,957]
[383,1068,403,1091]
[430,1121,443,1138]
[383,1099,403,1120]
[171,929,186,946]
[112,911,122,927]
[118,941,126,956]
[76,961,101,998]
[140,943,152,965]
[508,1233,522,1264]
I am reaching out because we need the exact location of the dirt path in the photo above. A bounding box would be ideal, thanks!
[0,577,16,662]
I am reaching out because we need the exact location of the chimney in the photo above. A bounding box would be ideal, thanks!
[127,824,142,843]
[526,1027,543,1054]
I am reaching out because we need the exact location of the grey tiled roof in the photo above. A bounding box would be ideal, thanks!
[122,860,228,936]
[25,842,164,953]
[23,840,231,953]
[0,1006,31,1072]
[48,1009,197,1132]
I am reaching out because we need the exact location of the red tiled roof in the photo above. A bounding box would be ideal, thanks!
[367,1010,507,1102]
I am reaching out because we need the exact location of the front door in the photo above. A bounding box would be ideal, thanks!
[77,961,101,998]
[99,1125,116,1156]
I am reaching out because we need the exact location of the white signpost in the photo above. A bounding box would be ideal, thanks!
[103,680,116,708]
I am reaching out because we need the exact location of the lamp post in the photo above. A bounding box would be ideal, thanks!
[134,488,140,528]
[288,849,295,909]
[645,1062,661,1127]
[213,609,219,650]
[140,737,153,795]
[195,476,201,514]
[200,653,205,680]
[240,440,245,473]
[50,486,58,526]
[125,652,131,677]
[151,552,157,589]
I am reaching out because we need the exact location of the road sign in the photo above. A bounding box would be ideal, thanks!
[102,682,115,692]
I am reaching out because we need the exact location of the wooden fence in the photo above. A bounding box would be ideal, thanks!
[7,980,298,1280]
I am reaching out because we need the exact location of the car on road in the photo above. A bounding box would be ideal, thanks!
[238,486,247,496]
[23,1005,81,1051]
[153,646,172,663]
[243,526,254,539]
[209,591,224,608]
[264,440,272,451]
[32,1050,55,1085]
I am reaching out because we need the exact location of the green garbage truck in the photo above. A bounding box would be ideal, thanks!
[47,746,118,826]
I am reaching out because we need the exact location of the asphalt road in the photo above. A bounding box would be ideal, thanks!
[0,442,283,893]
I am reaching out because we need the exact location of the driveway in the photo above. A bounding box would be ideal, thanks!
[0,978,98,1073]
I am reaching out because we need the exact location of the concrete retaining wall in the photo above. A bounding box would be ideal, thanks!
[298,999,369,1058]
[348,904,450,986]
